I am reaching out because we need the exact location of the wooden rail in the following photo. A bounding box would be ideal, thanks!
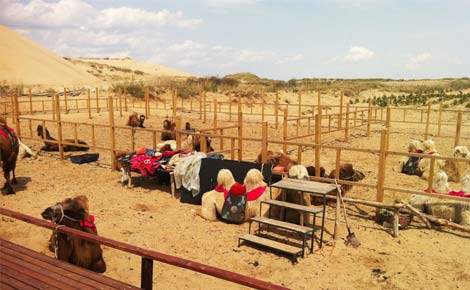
[0,208,289,290]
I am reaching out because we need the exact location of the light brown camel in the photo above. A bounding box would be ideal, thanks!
[41,195,106,273]
[37,125,89,151]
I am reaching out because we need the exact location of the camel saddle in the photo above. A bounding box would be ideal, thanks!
[0,125,19,149]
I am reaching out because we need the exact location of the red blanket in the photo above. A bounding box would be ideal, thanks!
[0,126,15,138]
[220,185,267,201]
[424,188,470,198]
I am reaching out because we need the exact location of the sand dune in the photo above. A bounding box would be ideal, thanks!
[70,57,192,81]
[0,25,101,87]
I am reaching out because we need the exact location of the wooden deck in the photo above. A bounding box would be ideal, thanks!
[0,238,141,290]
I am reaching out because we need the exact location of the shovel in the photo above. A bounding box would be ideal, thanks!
[335,180,361,248]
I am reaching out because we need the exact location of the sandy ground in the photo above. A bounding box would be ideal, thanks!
[1,96,470,290]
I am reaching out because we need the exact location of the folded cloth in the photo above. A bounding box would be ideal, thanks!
[0,126,15,138]
[174,152,207,196]
[448,191,470,198]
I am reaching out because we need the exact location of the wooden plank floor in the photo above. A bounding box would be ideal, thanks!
[0,238,141,290]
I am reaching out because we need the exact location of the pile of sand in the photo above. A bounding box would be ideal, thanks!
[0,25,101,87]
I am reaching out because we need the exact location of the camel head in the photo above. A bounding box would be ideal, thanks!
[329,163,365,182]
[163,119,175,130]
[454,146,469,158]
[433,171,450,193]
[408,139,424,153]
[217,169,235,189]
[41,195,91,228]
[244,169,266,191]
[288,165,310,180]
[422,139,437,153]
[36,125,50,138]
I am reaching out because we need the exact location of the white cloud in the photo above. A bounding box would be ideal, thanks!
[406,53,432,70]
[344,46,375,62]
[0,0,202,30]
[276,54,304,64]
[335,0,384,8]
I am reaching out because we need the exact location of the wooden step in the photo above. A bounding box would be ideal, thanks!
[262,199,322,214]
[238,234,302,260]
[250,217,313,234]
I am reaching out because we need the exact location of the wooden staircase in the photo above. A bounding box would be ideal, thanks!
[238,197,322,263]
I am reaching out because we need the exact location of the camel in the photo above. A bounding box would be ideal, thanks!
[200,169,235,221]
[127,112,145,128]
[0,117,19,194]
[200,169,273,222]
[442,146,470,182]
[41,195,106,273]
[255,150,297,172]
[37,125,89,151]
[394,139,425,174]
[305,166,326,177]
[418,139,441,180]
[327,163,366,195]
[161,119,176,141]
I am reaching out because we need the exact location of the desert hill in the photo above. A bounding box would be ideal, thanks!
[0,25,101,87]
[69,57,192,82]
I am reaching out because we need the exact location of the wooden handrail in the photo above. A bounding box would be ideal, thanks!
[0,207,289,290]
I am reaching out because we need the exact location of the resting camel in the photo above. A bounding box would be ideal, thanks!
[161,119,176,141]
[327,163,366,195]
[200,169,274,222]
[37,125,89,151]
[255,150,297,172]
[181,122,214,152]
[127,112,145,128]
[41,195,106,273]
[0,116,19,194]
[441,146,470,182]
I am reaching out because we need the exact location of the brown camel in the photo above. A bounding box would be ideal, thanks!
[37,125,89,151]
[41,195,106,273]
[255,150,297,172]
[0,117,19,195]
[127,112,146,128]
[161,119,176,141]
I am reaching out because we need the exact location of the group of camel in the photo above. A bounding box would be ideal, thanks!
[395,139,470,192]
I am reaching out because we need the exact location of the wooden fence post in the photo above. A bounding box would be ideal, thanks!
[95,88,100,113]
[213,100,218,132]
[125,94,128,112]
[29,88,33,114]
[261,97,265,122]
[108,95,116,170]
[176,116,182,150]
[238,112,243,161]
[315,114,321,177]
[52,97,56,121]
[91,125,96,147]
[376,129,388,206]
[172,89,177,119]
[437,102,443,137]
[199,95,203,120]
[14,93,21,136]
[344,104,350,142]
[141,258,153,290]
[455,112,462,147]
[367,102,372,137]
[427,157,436,192]
[298,92,302,117]
[261,122,268,163]
[87,89,91,119]
[333,147,341,239]
[55,95,64,160]
[229,94,232,121]
[386,107,391,128]
[338,92,343,129]
[119,94,123,117]
[282,109,288,153]
[275,92,279,129]
[317,91,322,123]
[203,92,207,124]
[424,103,431,139]
[64,88,68,114]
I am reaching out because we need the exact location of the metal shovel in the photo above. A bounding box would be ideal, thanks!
[335,180,361,248]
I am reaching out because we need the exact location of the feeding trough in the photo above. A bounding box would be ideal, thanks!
[70,153,100,164]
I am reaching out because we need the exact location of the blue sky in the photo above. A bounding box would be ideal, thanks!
[1,0,469,80]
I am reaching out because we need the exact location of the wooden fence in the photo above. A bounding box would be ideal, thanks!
[7,91,470,207]
[0,208,288,290]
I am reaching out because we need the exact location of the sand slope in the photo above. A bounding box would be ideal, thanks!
[0,25,101,86]
[70,57,192,82]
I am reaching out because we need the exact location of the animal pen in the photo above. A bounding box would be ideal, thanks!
[1,88,470,228]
